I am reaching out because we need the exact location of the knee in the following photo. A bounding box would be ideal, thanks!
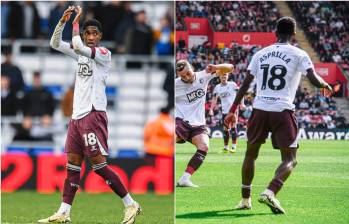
[68,158,82,166]
[285,158,297,168]
[197,143,209,152]
[291,159,298,168]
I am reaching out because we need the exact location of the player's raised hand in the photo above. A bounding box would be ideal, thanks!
[206,64,215,73]
[72,5,83,24]
[60,6,75,23]
[320,83,333,98]
[224,112,236,128]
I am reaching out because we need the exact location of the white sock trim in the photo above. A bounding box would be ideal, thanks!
[122,193,135,207]
[263,189,275,197]
[241,184,252,189]
[57,202,71,215]
[181,172,191,181]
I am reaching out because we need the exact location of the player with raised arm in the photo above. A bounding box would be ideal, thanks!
[209,73,242,153]
[38,6,141,224]
[225,17,332,214]
[176,60,234,187]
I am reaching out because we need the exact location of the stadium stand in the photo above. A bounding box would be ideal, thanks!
[176,1,280,32]
[287,1,349,72]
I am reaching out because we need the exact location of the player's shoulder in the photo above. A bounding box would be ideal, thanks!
[175,77,182,84]
[279,44,308,57]
[228,81,238,86]
[96,46,111,56]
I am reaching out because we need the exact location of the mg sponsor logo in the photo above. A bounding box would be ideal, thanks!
[187,89,205,102]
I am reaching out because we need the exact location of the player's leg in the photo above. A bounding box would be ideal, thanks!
[259,110,298,214]
[38,120,83,223]
[268,147,297,195]
[259,147,297,214]
[86,111,141,223]
[230,110,239,151]
[177,133,209,187]
[90,154,141,224]
[235,142,261,209]
[222,114,230,151]
[60,153,83,214]
[230,125,238,152]
[236,109,268,209]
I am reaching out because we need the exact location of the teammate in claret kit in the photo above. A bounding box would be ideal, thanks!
[225,16,333,214]
[175,60,234,187]
[38,6,141,224]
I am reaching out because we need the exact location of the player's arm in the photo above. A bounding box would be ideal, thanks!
[224,71,254,126]
[306,68,333,97]
[71,6,111,66]
[49,6,78,60]
[206,64,234,75]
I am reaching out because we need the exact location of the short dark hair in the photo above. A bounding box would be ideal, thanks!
[276,17,296,36]
[82,19,102,33]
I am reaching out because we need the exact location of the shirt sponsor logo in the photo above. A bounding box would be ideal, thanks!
[187,89,205,102]
[78,62,93,76]
[258,96,280,102]
[220,92,231,98]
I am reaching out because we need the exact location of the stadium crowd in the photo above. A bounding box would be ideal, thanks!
[1,1,174,55]
[176,1,280,32]
[288,1,349,71]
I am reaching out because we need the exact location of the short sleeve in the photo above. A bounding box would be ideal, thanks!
[196,70,214,82]
[247,53,259,76]
[299,51,315,75]
[94,47,112,67]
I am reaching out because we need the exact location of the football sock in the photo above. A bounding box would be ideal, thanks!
[122,193,135,207]
[223,130,230,146]
[57,202,71,215]
[93,162,128,198]
[231,127,237,144]
[262,188,275,197]
[267,178,284,195]
[241,184,252,198]
[185,150,207,175]
[62,163,81,205]
[180,172,192,181]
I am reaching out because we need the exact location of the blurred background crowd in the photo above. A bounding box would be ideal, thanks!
[1,1,174,55]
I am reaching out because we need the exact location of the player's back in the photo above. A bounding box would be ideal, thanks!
[248,43,314,112]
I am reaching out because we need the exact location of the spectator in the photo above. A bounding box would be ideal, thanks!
[114,2,135,53]
[126,10,153,55]
[125,10,154,68]
[1,1,10,38]
[22,71,55,117]
[48,1,72,41]
[1,75,19,116]
[155,16,174,55]
[7,1,42,39]
[86,1,124,41]
[1,49,25,93]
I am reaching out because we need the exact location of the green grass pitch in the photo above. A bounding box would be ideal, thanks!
[176,139,349,224]
[1,192,174,223]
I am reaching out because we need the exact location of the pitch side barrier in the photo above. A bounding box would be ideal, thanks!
[209,126,349,140]
[1,153,173,194]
